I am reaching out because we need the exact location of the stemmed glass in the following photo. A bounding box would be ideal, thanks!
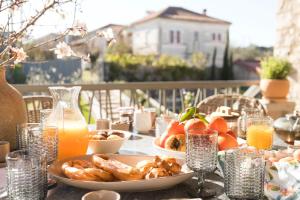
[186,128,218,197]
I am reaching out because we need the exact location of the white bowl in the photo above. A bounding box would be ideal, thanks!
[82,190,120,200]
[87,130,131,154]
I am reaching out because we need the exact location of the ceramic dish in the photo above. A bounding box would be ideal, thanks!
[49,154,193,192]
[82,190,120,200]
[87,130,131,154]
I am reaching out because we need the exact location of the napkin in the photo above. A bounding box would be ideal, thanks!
[265,160,300,200]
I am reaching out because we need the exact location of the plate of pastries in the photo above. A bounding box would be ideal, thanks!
[48,154,193,192]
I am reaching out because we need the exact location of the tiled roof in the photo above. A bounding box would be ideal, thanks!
[131,6,231,26]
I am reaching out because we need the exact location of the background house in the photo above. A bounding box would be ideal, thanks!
[129,7,231,67]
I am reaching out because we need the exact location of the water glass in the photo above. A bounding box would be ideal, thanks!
[186,129,218,197]
[16,123,40,150]
[224,147,265,199]
[6,150,47,200]
[155,117,168,137]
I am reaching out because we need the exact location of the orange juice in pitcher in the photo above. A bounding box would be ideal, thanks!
[48,86,89,160]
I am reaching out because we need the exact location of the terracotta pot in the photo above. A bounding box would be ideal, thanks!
[260,79,290,99]
[0,69,27,150]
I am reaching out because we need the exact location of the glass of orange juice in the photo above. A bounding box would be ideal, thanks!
[246,116,274,150]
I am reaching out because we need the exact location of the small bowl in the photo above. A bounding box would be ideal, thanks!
[82,190,120,200]
[87,130,131,154]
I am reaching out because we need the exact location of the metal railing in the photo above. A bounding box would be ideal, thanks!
[14,80,260,123]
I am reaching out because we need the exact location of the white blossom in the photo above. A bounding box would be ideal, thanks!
[10,47,28,64]
[68,22,87,37]
[51,42,75,59]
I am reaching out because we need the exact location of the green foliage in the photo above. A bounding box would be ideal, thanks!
[190,52,207,69]
[260,57,292,79]
[183,91,195,108]
[210,47,217,80]
[106,40,132,54]
[221,31,234,80]
[232,44,273,60]
[25,45,55,61]
[6,64,26,84]
[104,53,204,81]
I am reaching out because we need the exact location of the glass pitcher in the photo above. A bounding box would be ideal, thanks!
[237,108,263,139]
[48,86,88,160]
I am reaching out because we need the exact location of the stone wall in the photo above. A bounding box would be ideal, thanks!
[275,0,300,107]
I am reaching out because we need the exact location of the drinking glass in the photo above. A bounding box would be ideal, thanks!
[40,109,59,188]
[40,109,58,164]
[224,147,265,199]
[17,120,58,189]
[186,129,218,197]
[247,116,274,150]
[6,150,47,200]
[16,123,40,150]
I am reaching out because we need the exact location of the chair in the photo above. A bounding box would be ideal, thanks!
[23,96,53,123]
[197,94,266,115]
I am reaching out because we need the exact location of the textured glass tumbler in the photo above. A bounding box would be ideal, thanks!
[16,123,40,150]
[40,109,58,164]
[186,129,218,197]
[224,147,265,200]
[6,150,47,200]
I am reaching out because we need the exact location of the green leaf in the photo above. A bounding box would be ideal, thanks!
[179,107,196,122]
[194,113,208,124]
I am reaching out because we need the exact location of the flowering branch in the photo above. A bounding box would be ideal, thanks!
[0,0,74,68]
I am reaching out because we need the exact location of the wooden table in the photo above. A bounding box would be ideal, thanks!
[0,133,287,200]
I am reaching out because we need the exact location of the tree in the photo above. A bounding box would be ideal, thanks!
[228,51,234,79]
[232,45,273,60]
[210,47,217,80]
[221,31,234,80]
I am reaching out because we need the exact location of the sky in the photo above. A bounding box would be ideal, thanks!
[18,0,278,47]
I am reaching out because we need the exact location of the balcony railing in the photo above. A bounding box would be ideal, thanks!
[14,80,260,123]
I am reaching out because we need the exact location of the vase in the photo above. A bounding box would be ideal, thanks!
[0,68,27,150]
[47,86,89,160]
[260,79,290,99]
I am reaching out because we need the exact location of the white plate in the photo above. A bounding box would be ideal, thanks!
[49,154,193,192]
[153,137,246,160]
[153,137,185,159]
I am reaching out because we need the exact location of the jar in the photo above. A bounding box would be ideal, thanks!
[118,107,134,131]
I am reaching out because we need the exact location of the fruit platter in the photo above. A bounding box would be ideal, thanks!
[153,107,243,158]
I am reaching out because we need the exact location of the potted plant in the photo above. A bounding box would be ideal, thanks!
[259,57,292,99]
